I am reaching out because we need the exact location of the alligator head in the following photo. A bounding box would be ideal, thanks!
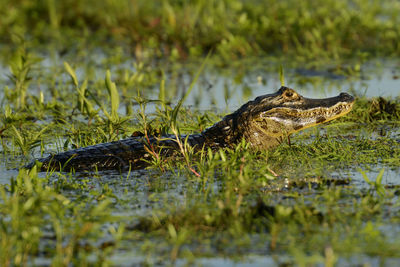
[203,86,355,149]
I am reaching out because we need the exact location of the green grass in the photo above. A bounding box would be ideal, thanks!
[0,55,400,264]
[1,0,400,265]
[1,0,400,61]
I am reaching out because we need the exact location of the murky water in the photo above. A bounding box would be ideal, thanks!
[1,56,400,265]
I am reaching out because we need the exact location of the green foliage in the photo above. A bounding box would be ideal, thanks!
[1,0,400,59]
[104,70,120,123]
[279,65,285,86]
[1,2,400,263]
[1,83,400,264]
[0,168,118,266]
[359,168,386,197]
[6,47,40,109]
[349,96,400,123]
[64,62,98,120]
[10,125,48,155]
[170,54,209,132]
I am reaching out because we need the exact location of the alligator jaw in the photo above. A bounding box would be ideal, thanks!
[260,96,354,135]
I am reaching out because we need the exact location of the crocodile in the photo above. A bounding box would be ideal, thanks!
[29,86,354,172]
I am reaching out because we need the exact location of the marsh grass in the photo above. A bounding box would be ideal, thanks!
[8,107,399,262]
[1,0,400,61]
[0,167,121,266]
[0,54,400,264]
[0,2,400,262]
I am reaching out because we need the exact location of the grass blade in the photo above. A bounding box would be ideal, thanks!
[171,53,210,128]
[105,70,120,122]
[64,62,78,87]
[358,168,372,185]
[376,168,385,185]
[279,65,285,86]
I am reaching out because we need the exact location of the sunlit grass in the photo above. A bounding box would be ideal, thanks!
[0,58,399,264]
[1,0,400,60]
[0,0,400,264]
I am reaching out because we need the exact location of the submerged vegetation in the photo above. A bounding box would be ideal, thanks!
[0,0,400,266]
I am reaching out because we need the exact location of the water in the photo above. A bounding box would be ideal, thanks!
[1,57,399,112]
[1,56,400,265]
[350,168,400,188]
[181,60,400,111]
[1,55,399,202]
[108,253,278,266]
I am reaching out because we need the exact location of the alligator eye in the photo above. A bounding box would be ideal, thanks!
[283,90,296,99]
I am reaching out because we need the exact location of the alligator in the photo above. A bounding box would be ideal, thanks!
[28,86,354,172]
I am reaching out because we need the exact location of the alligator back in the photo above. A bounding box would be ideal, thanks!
[29,134,206,172]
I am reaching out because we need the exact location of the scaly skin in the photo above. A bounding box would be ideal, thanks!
[29,86,354,172]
